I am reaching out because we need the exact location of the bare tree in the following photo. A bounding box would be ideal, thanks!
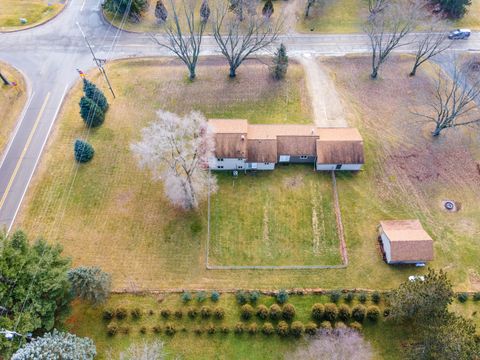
[119,340,166,360]
[150,0,206,80]
[414,60,480,136]
[229,0,257,21]
[305,0,315,17]
[410,21,451,76]
[364,0,420,79]
[368,0,390,17]
[212,3,282,78]
[131,110,217,210]
[287,329,373,360]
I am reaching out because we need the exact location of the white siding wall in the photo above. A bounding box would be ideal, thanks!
[316,164,363,171]
[209,158,246,170]
[250,163,275,170]
[380,232,392,263]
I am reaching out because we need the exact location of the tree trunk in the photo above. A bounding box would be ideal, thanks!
[229,67,237,78]
[189,67,196,80]
[305,2,312,17]
[370,67,378,79]
[410,63,419,77]
[0,71,9,85]
[432,126,442,137]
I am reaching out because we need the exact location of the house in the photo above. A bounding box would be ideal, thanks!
[208,119,364,171]
[378,220,434,265]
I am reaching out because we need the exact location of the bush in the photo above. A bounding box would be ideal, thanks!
[474,292,480,301]
[148,309,154,316]
[276,289,289,304]
[335,321,347,329]
[305,322,317,335]
[165,323,176,336]
[359,292,367,303]
[152,325,161,334]
[383,308,391,317]
[269,304,282,321]
[330,291,341,303]
[234,322,245,334]
[352,305,366,322]
[220,326,230,334]
[160,308,171,319]
[206,323,216,334]
[211,291,220,302]
[344,292,354,303]
[248,323,258,335]
[236,290,248,305]
[115,307,128,320]
[67,266,111,305]
[102,308,114,321]
[324,303,338,322]
[79,96,105,128]
[174,309,183,319]
[83,79,109,112]
[282,303,296,321]
[277,321,289,337]
[187,307,198,319]
[107,322,118,336]
[338,304,351,322]
[194,326,203,335]
[200,306,212,318]
[262,322,275,335]
[367,306,380,322]
[241,304,254,320]
[139,326,147,334]
[350,321,363,331]
[196,291,207,303]
[290,321,304,337]
[371,291,381,304]
[249,291,261,303]
[311,303,325,321]
[120,326,130,334]
[256,304,269,320]
[181,291,192,303]
[319,321,332,329]
[457,292,468,303]
[74,140,94,163]
[214,307,225,320]
[131,308,142,320]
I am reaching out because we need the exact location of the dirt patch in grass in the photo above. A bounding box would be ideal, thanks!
[0,0,64,31]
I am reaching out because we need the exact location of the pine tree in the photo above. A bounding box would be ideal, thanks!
[271,43,288,80]
[68,267,111,305]
[200,0,211,23]
[155,0,168,22]
[83,79,109,112]
[262,0,274,18]
[74,139,95,163]
[79,96,105,127]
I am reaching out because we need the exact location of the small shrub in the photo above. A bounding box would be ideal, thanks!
[262,322,275,335]
[457,292,468,303]
[102,308,114,321]
[282,303,296,321]
[350,321,363,331]
[324,303,338,322]
[359,292,367,303]
[174,309,183,319]
[367,305,380,322]
[220,326,230,334]
[131,308,142,320]
[344,292,354,303]
[120,326,130,334]
[319,321,332,329]
[214,307,225,320]
[241,304,254,320]
[196,291,207,303]
[211,291,220,302]
[474,292,480,301]
[234,322,245,334]
[148,309,154,316]
[194,326,203,335]
[115,307,127,320]
[187,307,198,319]
[277,321,289,337]
[236,290,248,305]
[256,304,269,320]
[383,308,391,317]
[338,304,351,322]
[371,291,381,304]
[160,309,171,319]
[206,323,216,334]
[152,325,161,334]
[305,322,317,335]
[335,321,347,329]
[107,322,118,336]
[311,303,325,321]
[165,323,176,336]
[74,139,94,163]
[181,326,187,332]
[181,291,192,303]
[352,305,366,322]
[269,304,282,321]
[276,289,289,304]
[200,306,212,318]
[249,291,260,303]
[330,291,341,303]
[248,323,258,335]
[139,326,147,334]
[290,321,304,337]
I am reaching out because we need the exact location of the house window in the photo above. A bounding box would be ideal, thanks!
[300,155,309,160]
[238,158,243,161]
[217,166,224,169]
[264,162,269,165]
[335,164,342,170]
[217,158,224,162]
[238,166,243,169]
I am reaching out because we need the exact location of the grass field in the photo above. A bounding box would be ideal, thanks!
[456,0,480,29]
[0,62,27,156]
[209,168,341,267]
[0,0,64,31]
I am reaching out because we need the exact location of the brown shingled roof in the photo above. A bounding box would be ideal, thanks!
[316,140,365,164]
[247,139,277,163]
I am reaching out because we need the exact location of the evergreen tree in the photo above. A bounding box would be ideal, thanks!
[200,0,211,23]
[155,0,168,22]
[262,0,274,18]
[12,330,96,360]
[68,266,111,305]
[436,0,471,18]
[74,139,95,163]
[103,0,149,22]
[271,43,288,80]
[83,79,108,112]
[79,96,105,128]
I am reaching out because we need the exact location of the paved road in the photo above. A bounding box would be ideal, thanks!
[0,0,479,232]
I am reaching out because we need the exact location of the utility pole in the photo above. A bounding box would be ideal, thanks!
[76,22,116,98]
[0,70,10,86]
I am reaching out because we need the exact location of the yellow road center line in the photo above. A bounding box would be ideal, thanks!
[0,92,51,211]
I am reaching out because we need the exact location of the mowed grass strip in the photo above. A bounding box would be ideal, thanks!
[0,0,64,30]
[0,62,27,155]
[210,167,341,266]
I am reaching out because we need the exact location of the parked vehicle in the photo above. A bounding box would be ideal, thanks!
[448,29,471,40]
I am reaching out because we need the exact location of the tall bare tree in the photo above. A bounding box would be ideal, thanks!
[414,60,480,136]
[150,0,206,80]
[368,0,390,17]
[212,3,282,78]
[364,0,420,79]
[131,110,217,210]
[229,0,257,21]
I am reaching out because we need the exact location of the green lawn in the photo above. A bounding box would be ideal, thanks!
[210,168,341,267]
[0,0,64,31]
[456,0,480,29]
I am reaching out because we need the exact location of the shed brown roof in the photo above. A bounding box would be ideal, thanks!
[209,119,248,134]
[214,133,247,158]
[278,136,318,157]
[247,139,277,163]
[316,140,365,164]
[380,220,434,262]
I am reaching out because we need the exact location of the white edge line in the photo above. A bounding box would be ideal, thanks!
[80,0,87,12]
[7,84,69,234]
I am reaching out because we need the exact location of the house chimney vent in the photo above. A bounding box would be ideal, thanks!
[241,135,245,141]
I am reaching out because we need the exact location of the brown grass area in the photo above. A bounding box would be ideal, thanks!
[0,0,64,31]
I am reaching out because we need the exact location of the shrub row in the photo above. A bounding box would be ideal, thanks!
[181,291,221,303]
[241,303,296,321]
[311,303,381,323]
[104,306,226,321]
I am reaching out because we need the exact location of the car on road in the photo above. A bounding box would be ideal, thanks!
[448,29,471,40]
